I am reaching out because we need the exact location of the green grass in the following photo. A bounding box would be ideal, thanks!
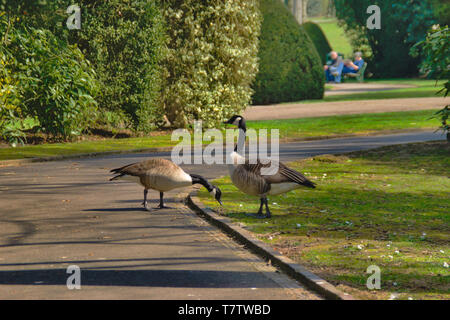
[248,109,440,141]
[300,79,446,103]
[312,18,353,58]
[0,135,177,161]
[0,109,442,161]
[198,141,450,300]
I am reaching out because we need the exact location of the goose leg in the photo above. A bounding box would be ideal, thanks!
[246,198,266,219]
[143,189,150,211]
[156,192,171,209]
[264,198,272,219]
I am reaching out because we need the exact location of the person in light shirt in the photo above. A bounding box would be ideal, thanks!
[324,51,344,83]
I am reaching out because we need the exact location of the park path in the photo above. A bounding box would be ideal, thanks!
[245,97,447,120]
[0,131,443,299]
[324,82,415,96]
[245,82,448,121]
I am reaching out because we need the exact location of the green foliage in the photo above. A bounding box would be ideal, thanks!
[430,0,450,25]
[71,0,166,132]
[0,18,99,139]
[333,0,437,78]
[0,116,38,146]
[252,0,324,105]
[411,25,450,136]
[411,26,449,96]
[161,0,261,128]
[433,106,449,138]
[303,21,332,64]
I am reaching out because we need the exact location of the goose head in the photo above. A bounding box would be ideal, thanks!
[210,185,223,206]
[223,115,246,132]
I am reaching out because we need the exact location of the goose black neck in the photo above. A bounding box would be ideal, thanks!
[190,174,213,192]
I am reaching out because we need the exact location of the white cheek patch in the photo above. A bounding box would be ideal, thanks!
[210,189,217,197]
[232,117,242,125]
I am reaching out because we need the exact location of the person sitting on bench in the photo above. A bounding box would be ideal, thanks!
[342,52,364,75]
[324,51,344,83]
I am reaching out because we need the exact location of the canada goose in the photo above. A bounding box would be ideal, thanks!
[110,158,222,211]
[223,115,315,219]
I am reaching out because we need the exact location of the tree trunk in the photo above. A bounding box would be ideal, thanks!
[293,0,305,24]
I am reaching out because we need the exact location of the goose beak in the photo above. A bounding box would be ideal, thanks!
[217,199,223,206]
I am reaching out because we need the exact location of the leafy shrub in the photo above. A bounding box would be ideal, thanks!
[70,0,166,132]
[161,0,261,128]
[0,18,99,139]
[430,0,450,25]
[0,65,38,145]
[252,0,324,105]
[303,21,332,64]
[411,25,450,138]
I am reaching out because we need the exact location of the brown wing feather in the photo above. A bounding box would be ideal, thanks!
[242,159,315,188]
[110,158,181,177]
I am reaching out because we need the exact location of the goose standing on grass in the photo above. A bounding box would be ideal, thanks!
[223,115,316,219]
[110,158,222,211]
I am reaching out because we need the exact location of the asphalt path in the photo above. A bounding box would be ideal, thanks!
[0,130,443,299]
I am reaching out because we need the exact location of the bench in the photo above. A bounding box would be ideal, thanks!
[344,62,368,83]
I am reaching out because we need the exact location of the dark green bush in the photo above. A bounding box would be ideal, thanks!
[334,0,437,78]
[430,0,450,25]
[71,0,166,132]
[303,21,332,64]
[252,0,324,105]
[161,0,261,128]
[0,19,99,139]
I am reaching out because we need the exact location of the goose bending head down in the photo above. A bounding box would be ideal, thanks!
[223,115,316,219]
[110,158,222,211]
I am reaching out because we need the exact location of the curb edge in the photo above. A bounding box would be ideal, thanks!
[186,192,355,301]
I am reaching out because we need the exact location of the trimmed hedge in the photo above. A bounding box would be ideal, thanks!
[303,21,332,64]
[252,0,325,105]
[161,0,261,128]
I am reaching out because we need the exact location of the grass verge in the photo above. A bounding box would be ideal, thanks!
[307,79,446,103]
[249,110,440,141]
[0,135,176,161]
[313,18,353,58]
[198,141,450,300]
[0,109,441,162]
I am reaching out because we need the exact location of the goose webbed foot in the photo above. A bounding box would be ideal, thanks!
[155,192,172,209]
[246,198,271,219]
[246,213,269,219]
[156,204,172,209]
